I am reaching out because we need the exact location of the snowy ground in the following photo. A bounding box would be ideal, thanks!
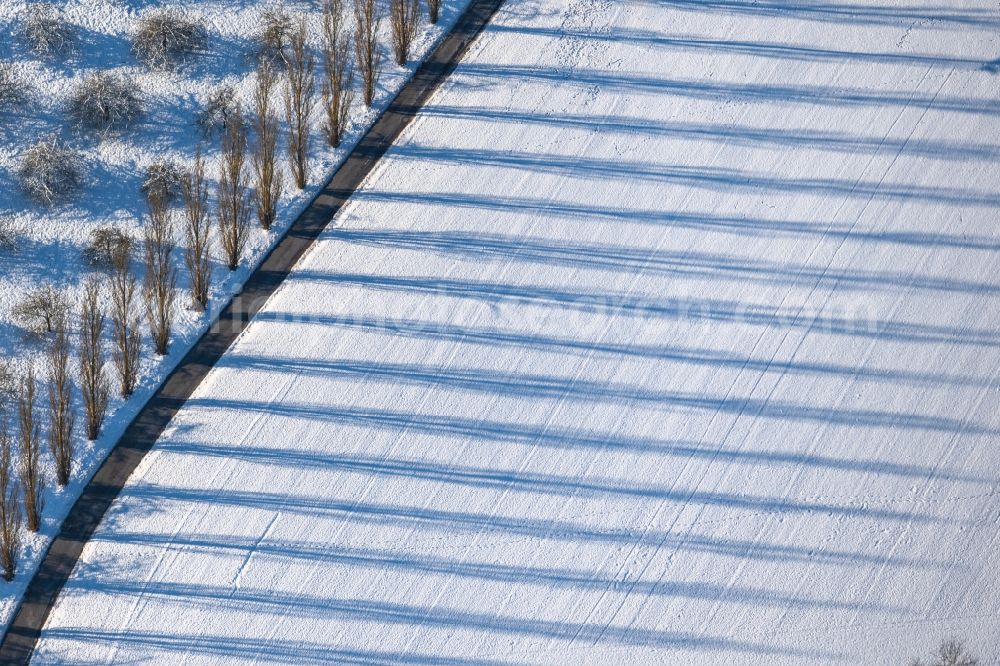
[28,0,1000,663]
[0,0,472,629]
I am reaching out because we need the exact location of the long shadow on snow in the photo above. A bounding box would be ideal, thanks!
[387,144,1000,208]
[455,64,1000,117]
[255,312,994,392]
[38,629,514,666]
[207,358,1000,436]
[153,438,949,525]
[640,0,1000,29]
[82,530,913,611]
[352,190,1000,252]
[42,621,831,661]
[162,413,992,486]
[487,21,1000,71]
[329,227,1000,296]
[417,105,1000,162]
[286,271,1000,349]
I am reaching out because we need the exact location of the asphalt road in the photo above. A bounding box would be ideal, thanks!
[0,1,505,662]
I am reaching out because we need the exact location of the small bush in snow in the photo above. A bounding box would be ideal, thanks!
[22,4,75,57]
[13,283,71,336]
[132,8,206,69]
[68,71,143,134]
[142,160,184,205]
[84,225,133,269]
[197,84,238,137]
[0,62,29,110]
[17,136,84,206]
[254,5,293,67]
[910,638,979,666]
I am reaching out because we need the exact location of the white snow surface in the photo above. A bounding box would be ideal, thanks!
[30,0,1000,663]
[0,0,472,631]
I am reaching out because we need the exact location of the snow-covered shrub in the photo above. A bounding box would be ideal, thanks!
[68,71,143,134]
[0,62,29,110]
[910,638,978,666]
[84,225,133,269]
[17,136,84,205]
[254,5,293,67]
[197,83,238,136]
[142,160,184,205]
[132,8,206,69]
[12,283,70,335]
[22,4,75,57]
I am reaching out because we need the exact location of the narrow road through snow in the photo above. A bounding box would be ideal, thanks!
[30,0,1000,663]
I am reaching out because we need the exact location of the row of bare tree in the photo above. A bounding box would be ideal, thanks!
[0,0,446,584]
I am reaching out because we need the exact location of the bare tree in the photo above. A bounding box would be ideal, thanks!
[17,367,43,533]
[426,0,441,24]
[13,283,69,335]
[143,197,177,355]
[390,0,420,66]
[78,280,109,441]
[110,248,141,397]
[285,18,315,190]
[321,0,354,147]
[47,319,74,487]
[252,62,282,230]
[254,4,293,68]
[0,418,20,581]
[911,638,979,666]
[197,83,238,138]
[182,148,212,310]
[218,106,251,271]
[141,160,184,206]
[354,0,382,107]
[84,226,133,270]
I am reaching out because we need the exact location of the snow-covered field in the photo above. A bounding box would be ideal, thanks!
[0,0,472,629]
[27,0,1000,663]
